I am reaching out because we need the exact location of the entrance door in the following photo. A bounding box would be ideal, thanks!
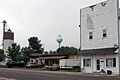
[96,59,100,70]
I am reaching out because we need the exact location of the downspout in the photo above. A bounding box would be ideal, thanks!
[117,0,120,74]
[79,9,82,71]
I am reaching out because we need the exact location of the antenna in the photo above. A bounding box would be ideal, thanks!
[2,20,7,49]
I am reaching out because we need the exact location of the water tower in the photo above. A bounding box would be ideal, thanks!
[2,20,14,64]
[56,34,63,48]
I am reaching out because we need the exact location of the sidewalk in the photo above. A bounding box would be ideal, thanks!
[39,70,119,76]
[0,77,16,80]
[0,68,119,77]
[19,68,119,76]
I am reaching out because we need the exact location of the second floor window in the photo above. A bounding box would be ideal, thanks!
[103,29,107,37]
[89,32,93,39]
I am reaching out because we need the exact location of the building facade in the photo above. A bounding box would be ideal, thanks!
[80,0,120,74]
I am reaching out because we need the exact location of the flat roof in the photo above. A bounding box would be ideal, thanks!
[39,56,66,60]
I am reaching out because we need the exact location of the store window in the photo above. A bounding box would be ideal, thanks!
[106,58,116,67]
[83,59,91,67]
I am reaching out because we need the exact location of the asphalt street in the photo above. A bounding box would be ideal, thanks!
[0,68,119,80]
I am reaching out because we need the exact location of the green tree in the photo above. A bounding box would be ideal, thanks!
[28,36,42,53]
[57,46,79,54]
[0,49,5,62]
[49,50,57,54]
[7,43,22,61]
[21,46,32,63]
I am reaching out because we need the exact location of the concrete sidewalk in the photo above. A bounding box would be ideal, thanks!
[40,70,119,76]
[0,77,16,80]
[20,68,119,76]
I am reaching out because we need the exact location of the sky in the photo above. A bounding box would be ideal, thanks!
[0,0,108,51]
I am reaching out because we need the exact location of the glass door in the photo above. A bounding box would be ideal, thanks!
[96,59,100,70]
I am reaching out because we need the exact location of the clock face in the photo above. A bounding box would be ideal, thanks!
[87,14,94,29]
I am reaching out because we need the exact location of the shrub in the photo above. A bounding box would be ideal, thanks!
[47,66,59,71]
[73,66,80,72]
[59,66,80,72]
[0,65,7,68]
[26,64,41,68]
[47,67,53,71]
[73,68,80,72]
[52,67,59,71]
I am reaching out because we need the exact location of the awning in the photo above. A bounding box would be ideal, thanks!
[39,56,66,60]
[78,47,117,55]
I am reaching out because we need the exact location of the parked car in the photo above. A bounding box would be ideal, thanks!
[6,61,25,68]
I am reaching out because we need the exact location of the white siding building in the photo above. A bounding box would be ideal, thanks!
[80,0,120,74]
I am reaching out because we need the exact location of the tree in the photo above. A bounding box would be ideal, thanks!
[0,49,5,62]
[7,43,22,61]
[44,51,49,54]
[57,46,79,54]
[28,36,42,53]
[21,46,32,63]
[49,50,57,54]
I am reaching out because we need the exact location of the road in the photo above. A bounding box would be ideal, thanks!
[0,68,119,80]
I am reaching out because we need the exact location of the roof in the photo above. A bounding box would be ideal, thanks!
[30,53,69,57]
[39,56,66,60]
[30,54,45,57]
[78,47,117,55]
[30,54,69,59]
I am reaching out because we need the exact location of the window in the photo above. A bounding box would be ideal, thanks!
[106,58,116,67]
[36,60,38,63]
[31,60,33,63]
[103,29,107,37]
[113,58,116,67]
[89,32,93,39]
[55,61,59,64]
[106,58,112,67]
[83,59,91,67]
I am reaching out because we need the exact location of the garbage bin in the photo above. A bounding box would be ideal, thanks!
[107,70,112,75]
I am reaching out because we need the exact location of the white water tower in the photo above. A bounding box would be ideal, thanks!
[56,34,63,48]
[2,20,14,64]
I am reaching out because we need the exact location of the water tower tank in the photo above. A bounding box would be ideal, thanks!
[56,34,63,48]
[4,29,14,40]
